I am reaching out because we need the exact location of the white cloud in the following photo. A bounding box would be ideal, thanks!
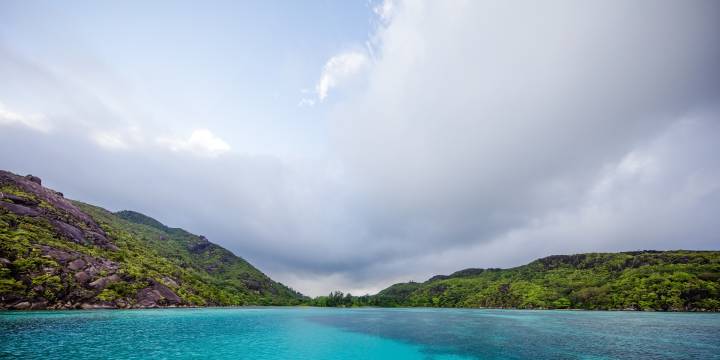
[92,131,130,150]
[373,0,396,23]
[297,98,316,107]
[90,126,145,151]
[0,102,51,133]
[313,51,369,102]
[156,129,231,157]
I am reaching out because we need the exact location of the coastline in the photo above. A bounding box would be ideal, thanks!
[2,304,718,313]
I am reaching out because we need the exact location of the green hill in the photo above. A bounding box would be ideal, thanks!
[367,251,720,311]
[0,170,305,310]
[309,251,720,311]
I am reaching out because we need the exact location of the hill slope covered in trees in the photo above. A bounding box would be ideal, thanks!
[0,170,305,310]
[312,251,720,311]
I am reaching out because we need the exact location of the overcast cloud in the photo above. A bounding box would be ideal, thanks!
[1,0,719,296]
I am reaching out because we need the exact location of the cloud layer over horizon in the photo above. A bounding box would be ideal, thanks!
[1,0,719,296]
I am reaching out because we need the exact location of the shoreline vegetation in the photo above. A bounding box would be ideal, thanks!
[3,304,720,313]
[309,251,720,312]
[1,304,719,313]
[1,169,719,312]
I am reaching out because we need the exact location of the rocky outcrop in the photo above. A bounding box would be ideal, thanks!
[24,175,41,185]
[0,229,184,310]
[136,281,182,307]
[0,201,41,217]
[0,172,186,310]
[0,241,165,309]
[74,271,91,284]
[188,236,212,253]
[89,274,122,289]
[68,259,86,271]
[0,171,117,250]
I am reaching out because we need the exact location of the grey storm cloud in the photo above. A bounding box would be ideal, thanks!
[1,0,719,295]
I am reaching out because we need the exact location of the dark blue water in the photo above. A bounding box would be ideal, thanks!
[1,308,718,359]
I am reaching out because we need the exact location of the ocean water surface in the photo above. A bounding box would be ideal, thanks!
[1,307,719,359]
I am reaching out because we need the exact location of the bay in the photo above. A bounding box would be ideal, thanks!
[1,308,718,359]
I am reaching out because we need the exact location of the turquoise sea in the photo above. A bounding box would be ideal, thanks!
[1,308,719,359]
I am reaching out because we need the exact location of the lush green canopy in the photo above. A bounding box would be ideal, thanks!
[312,251,720,311]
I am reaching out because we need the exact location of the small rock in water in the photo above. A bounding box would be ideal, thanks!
[12,301,31,310]
[30,301,48,310]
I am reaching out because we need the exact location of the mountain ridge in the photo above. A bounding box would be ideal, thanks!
[363,250,720,311]
[0,170,305,310]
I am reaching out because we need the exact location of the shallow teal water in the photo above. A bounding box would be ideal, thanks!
[1,308,719,359]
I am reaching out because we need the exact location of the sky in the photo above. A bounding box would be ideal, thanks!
[1,0,719,296]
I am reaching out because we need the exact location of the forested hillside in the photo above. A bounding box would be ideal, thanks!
[0,170,305,310]
[312,251,720,311]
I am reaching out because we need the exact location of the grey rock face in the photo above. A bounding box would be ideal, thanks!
[0,201,41,217]
[68,259,86,271]
[11,301,31,310]
[0,170,117,251]
[135,280,182,307]
[24,175,41,185]
[88,274,122,289]
[74,271,91,284]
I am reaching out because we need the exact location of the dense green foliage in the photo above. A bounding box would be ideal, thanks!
[80,205,305,305]
[351,251,720,311]
[0,174,305,308]
[308,291,373,307]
